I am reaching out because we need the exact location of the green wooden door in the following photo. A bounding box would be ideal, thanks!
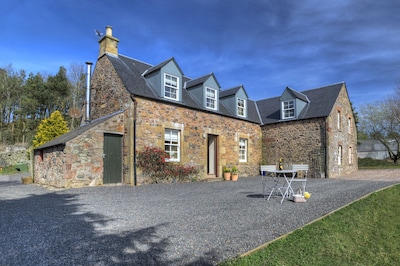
[103,133,122,184]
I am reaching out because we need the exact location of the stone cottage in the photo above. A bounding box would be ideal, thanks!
[33,26,357,188]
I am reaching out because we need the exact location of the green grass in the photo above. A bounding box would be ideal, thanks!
[358,158,400,169]
[220,184,400,266]
[0,163,29,175]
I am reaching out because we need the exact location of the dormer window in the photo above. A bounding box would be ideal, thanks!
[164,73,179,100]
[206,87,217,110]
[282,100,295,119]
[237,98,246,117]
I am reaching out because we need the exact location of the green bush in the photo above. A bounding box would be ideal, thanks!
[32,110,69,148]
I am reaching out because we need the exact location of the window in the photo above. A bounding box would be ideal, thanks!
[348,147,353,165]
[338,145,342,166]
[348,117,352,134]
[282,100,295,119]
[239,138,247,162]
[206,87,217,110]
[337,110,342,130]
[237,98,246,117]
[164,129,180,162]
[164,73,179,100]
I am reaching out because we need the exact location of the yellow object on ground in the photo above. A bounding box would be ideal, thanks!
[304,192,311,199]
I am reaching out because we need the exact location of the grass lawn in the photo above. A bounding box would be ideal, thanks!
[0,163,29,175]
[220,184,400,266]
[358,158,400,169]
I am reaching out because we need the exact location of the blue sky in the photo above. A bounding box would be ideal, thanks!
[1,0,400,110]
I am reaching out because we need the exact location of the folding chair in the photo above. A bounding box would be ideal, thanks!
[289,164,308,196]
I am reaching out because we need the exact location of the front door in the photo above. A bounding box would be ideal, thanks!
[207,135,218,177]
[103,133,122,184]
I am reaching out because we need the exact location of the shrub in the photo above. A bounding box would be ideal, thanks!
[137,146,199,183]
[32,110,69,148]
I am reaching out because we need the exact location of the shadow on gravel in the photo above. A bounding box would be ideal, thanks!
[0,191,214,265]
[0,181,21,187]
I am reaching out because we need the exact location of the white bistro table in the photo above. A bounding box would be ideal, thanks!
[266,169,297,203]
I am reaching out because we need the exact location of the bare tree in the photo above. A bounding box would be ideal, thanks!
[359,85,400,163]
[67,62,85,129]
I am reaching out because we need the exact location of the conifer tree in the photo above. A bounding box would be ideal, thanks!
[32,110,69,148]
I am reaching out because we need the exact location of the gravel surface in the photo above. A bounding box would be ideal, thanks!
[1,170,399,265]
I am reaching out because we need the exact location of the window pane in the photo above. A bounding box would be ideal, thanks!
[206,87,217,109]
[165,129,180,161]
[239,138,247,162]
[164,74,179,100]
[237,98,245,117]
[283,100,295,119]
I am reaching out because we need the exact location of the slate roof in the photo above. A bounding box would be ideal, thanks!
[257,82,344,125]
[104,53,346,126]
[106,54,261,123]
[34,111,124,150]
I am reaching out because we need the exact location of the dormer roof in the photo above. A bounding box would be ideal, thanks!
[143,57,184,77]
[220,85,249,99]
[281,87,310,103]
[185,73,221,89]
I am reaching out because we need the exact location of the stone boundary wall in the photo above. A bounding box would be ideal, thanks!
[0,144,30,168]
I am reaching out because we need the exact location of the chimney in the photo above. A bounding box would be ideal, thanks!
[85,62,93,123]
[98,25,119,58]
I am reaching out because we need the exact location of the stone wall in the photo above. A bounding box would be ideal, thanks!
[325,86,358,177]
[89,56,131,121]
[34,112,125,188]
[0,144,30,168]
[130,97,262,183]
[261,118,326,177]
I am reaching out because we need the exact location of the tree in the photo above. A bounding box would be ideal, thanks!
[359,86,400,163]
[32,110,69,148]
[67,63,86,130]
[46,66,71,115]
[0,65,25,143]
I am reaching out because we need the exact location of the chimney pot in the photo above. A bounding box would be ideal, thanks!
[105,25,112,36]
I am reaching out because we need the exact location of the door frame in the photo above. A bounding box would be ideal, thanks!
[207,134,219,177]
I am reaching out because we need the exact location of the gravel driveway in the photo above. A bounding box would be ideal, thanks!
[1,170,399,265]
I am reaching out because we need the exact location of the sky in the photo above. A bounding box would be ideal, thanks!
[1,0,400,110]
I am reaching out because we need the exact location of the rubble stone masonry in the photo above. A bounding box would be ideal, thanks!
[131,97,262,183]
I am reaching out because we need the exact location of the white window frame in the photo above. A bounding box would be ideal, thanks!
[282,100,295,119]
[164,73,179,101]
[348,146,353,165]
[338,145,342,166]
[239,138,247,162]
[237,98,246,117]
[164,129,180,162]
[205,87,217,110]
